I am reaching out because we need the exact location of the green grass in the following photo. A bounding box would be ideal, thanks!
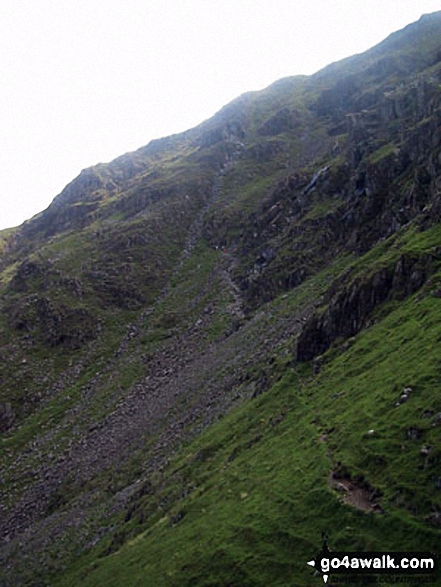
[54,265,441,587]
[368,143,397,164]
[329,223,441,287]
[312,291,441,512]
[303,196,343,221]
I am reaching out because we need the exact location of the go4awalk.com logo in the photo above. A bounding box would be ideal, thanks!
[307,541,437,584]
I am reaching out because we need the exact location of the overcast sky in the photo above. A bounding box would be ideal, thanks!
[1,1,440,230]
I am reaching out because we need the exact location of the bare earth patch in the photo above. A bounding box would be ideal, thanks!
[329,471,384,513]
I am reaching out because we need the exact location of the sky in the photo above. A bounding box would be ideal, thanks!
[1,1,440,230]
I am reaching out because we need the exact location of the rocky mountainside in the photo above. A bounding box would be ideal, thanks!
[1,12,441,587]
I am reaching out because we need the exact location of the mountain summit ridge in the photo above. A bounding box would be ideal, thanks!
[8,10,441,242]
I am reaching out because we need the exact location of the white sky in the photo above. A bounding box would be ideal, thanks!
[1,0,440,230]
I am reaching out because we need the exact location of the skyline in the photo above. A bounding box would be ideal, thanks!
[1,1,440,230]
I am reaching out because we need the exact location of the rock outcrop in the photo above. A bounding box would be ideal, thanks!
[297,253,433,361]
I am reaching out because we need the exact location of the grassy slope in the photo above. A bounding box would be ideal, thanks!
[2,14,441,586]
[54,227,441,587]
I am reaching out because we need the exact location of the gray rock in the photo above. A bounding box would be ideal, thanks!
[0,402,15,433]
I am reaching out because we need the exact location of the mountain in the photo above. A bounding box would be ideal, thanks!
[1,11,441,587]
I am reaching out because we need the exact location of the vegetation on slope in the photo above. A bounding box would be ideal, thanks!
[55,232,441,586]
[1,11,441,587]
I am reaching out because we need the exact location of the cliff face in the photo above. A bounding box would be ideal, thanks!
[297,253,434,361]
[1,12,441,587]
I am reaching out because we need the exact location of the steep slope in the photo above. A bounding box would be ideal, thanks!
[1,11,441,587]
